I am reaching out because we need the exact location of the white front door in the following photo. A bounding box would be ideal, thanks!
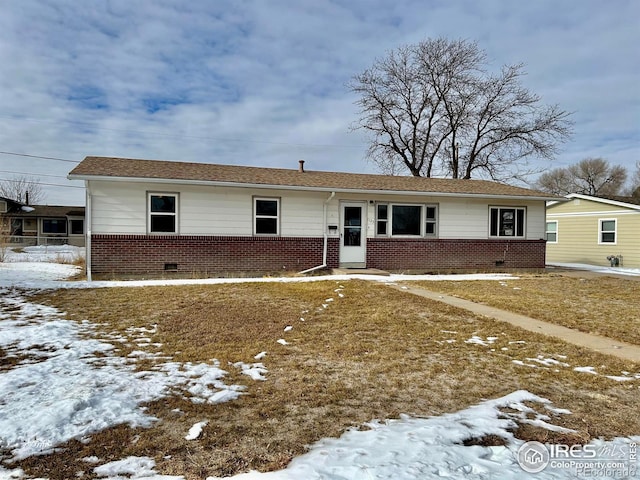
[339,202,366,267]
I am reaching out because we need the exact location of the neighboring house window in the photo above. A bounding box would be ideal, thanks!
[546,221,558,243]
[0,200,6,213]
[23,218,37,232]
[42,219,67,234]
[599,219,616,244]
[489,207,525,238]
[11,219,23,236]
[70,219,84,235]
[376,203,438,237]
[376,204,388,235]
[149,193,178,233]
[254,197,279,235]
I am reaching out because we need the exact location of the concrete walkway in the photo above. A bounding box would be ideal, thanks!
[388,283,640,363]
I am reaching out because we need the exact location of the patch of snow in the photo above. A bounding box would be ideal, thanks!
[204,390,638,480]
[283,325,293,332]
[605,375,635,382]
[0,290,245,461]
[0,261,520,291]
[465,335,498,346]
[0,466,26,479]
[548,262,640,277]
[254,351,267,360]
[276,339,289,346]
[574,366,598,375]
[2,245,85,265]
[234,362,268,381]
[185,421,208,440]
[94,456,183,479]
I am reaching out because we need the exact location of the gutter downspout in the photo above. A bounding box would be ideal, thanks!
[85,181,92,282]
[299,191,335,274]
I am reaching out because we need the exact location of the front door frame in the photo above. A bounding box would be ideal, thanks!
[339,201,367,268]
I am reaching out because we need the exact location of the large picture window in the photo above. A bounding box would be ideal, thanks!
[490,207,525,238]
[376,203,438,237]
[599,219,616,244]
[254,197,280,235]
[148,193,178,234]
[392,205,422,235]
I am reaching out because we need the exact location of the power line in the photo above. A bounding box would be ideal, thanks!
[0,151,80,163]
[0,177,84,189]
[0,169,70,179]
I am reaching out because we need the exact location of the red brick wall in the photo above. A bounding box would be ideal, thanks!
[91,235,544,276]
[366,238,546,271]
[91,235,340,275]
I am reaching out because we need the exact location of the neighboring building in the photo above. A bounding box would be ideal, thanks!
[68,156,559,279]
[546,193,640,268]
[0,196,85,247]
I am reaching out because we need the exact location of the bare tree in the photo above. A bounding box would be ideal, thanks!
[535,158,627,196]
[0,175,44,204]
[350,37,573,181]
[627,161,640,198]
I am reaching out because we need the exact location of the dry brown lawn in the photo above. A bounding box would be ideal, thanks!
[6,279,639,479]
[415,274,640,345]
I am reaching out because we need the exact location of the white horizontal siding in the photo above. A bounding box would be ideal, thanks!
[89,181,326,236]
[89,180,546,240]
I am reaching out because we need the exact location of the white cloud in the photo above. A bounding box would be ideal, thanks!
[0,0,638,205]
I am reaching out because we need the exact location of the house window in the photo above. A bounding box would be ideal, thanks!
[42,219,67,234]
[23,218,37,232]
[599,219,616,244]
[149,193,178,233]
[490,207,525,238]
[11,219,23,236]
[70,219,84,235]
[376,204,388,235]
[0,200,6,213]
[425,206,438,237]
[546,221,558,243]
[376,203,439,237]
[392,205,422,235]
[254,197,279,235]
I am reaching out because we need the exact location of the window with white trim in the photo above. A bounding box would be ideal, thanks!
[489,207,525,238]
[545,221,558,243]
[148,193,178,234]
[376,203,438,237]
[599,219,616,244]
[376,204,388,235]
[425,205,438,237]
[254,197,279,235]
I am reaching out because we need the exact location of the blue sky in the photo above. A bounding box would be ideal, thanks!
[0,0,638,205]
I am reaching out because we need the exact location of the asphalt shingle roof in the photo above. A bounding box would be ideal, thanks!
[69,156,558,199]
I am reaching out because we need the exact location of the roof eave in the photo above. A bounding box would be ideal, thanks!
[68,174,558,201]
[562,193,640,210]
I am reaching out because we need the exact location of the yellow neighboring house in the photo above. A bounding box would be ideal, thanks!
[546,193,640,268]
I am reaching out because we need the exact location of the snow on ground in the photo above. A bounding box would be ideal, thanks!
[548,262,640,277]
[1,261,639,479]
[2,245,84,264]
[0,287,248,461]
[201,390,639,480]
